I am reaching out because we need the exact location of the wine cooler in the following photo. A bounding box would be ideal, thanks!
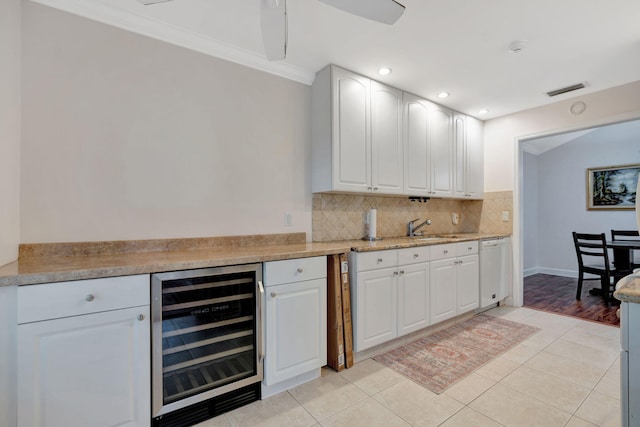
[151,264,264,427]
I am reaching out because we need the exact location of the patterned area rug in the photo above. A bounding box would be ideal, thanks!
[374,314,540,394]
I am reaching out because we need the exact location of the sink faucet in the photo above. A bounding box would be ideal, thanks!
[408,218,432,236]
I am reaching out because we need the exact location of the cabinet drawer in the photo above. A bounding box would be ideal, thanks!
[398,246,430,265]
[456,241,478,256]
[430,243,457,261]
[17,274,149,324]
[353,250,397,272]
[264,256,327,286]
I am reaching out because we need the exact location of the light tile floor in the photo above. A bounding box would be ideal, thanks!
[196,307,622,427]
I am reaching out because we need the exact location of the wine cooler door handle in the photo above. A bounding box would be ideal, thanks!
[258,280,265,363]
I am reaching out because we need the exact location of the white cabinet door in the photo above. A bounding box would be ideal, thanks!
[264,278,327,386]
[403,93,430,196]
[453,113,467,198]
[332,67,371,192]
[17,306,150,427]
[355,268,397,351]
[371,81,403,195]
[428,104,454,197]
[456,254,480,314]
[465,116,484,199]
[453,114,483,199]
[397,262,430,336]
[430,259,457,324]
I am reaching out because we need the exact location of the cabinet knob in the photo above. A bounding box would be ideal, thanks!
[393,271,399,276]
[85,294,95,302]
[414,253,419,258]
[297,267,303,273]
[399,270,405,275]
[373,187,379,191]
[137,314,145,321]
[443,250,448,254]
[271,292,277,298]
[377,258,383,263]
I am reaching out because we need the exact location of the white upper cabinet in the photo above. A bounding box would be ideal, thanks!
[403,93,454,198]
[371,81,404,194]
[428,103,454,197]
[314,66,371,193]
[312,65,482,199]
[403,93,430,195]
[453,114,484,199]
[312,65,403,195]
[465,116,484,199]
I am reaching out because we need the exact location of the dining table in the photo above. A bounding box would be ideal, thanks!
[587,240,640,299]
[608,240,640,271]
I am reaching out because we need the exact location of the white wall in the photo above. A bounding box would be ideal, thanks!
[525,121,640,276]
[20,3,312,243]
[484,81,640,192]
[522,152,538,275]
[484,80,640,305]
[0,0,21,266]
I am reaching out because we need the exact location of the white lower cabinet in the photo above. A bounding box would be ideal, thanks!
[350,247,430,352]
[430,242,479,324]
[17,275,150,427]
[397,262,431,336]
[262,257,327,396]
[355,267,397,350]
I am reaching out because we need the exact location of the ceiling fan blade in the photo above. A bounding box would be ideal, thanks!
[260,0,287,61]
[318,0,405,24]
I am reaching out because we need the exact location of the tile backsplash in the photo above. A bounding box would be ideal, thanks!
[312,191,512,241]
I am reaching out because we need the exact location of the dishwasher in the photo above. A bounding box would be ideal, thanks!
[479,237,511,311]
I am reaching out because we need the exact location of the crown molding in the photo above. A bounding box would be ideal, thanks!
[29,0,316,85]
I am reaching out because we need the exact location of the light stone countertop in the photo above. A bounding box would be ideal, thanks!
[614,271,640,304]
[0,232,509,287]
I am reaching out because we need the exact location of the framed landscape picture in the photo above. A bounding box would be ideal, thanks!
[587,163,640,210]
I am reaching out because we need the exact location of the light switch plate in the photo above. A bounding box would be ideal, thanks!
[502,211,510,221]
[451,213,459,225]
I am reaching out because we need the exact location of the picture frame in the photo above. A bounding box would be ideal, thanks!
[587,163,640,210]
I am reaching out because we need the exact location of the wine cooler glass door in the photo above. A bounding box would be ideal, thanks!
[152,264,263,417]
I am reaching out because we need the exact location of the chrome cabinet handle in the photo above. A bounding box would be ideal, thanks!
[85,294,95,302]
[258,281,265,363]
[296,267,303,273]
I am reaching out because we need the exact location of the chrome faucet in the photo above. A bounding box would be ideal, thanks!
[408,218,432,236]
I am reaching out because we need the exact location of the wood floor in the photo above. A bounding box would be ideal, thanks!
[523,273,620,327]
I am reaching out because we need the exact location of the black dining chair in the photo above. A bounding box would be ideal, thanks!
[611,229,640,270]
[572,232,629,304]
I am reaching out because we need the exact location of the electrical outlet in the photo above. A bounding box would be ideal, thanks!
[502,211,510,222]
[451,212,459,225]
[284,213,293,226]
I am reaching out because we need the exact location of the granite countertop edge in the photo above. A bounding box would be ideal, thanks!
[614,272,640,304]
[0,233,509,287]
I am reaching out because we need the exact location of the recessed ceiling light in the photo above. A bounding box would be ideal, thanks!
[437,92,449,99]
[478,109,490,115]
[508,40,528,54]
[378,67,392,76]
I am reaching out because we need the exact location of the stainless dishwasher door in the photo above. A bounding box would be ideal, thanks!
[479,237,511,311]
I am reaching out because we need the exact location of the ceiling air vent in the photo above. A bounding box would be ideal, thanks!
[546,82,588,97]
